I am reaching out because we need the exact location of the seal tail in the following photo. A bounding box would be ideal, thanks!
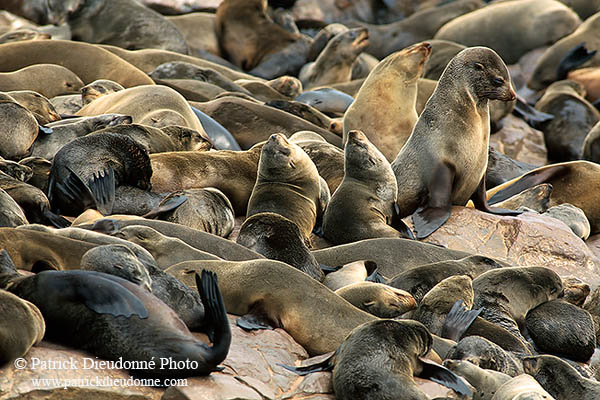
[278,351,336,376]
[441,300,482,342]
[195,270,231,369]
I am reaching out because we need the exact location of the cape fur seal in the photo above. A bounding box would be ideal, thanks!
[247,134,328,241]
[491,374,555,400]
[0,64,83,98]
[343,42,432,162]
[81,79,125,105]
[6,90,60,125]
[335,282,417,318]
[434,0,581,64]
[0,287,45,366]
[0,93,40,160]
[0,40,154,87]
[322,130,414,244]
[443,359,511,400]
[0,256,231,379]
[391,46,519,239]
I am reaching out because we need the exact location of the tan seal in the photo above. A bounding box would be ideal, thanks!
[323,130,414,244]
[343,42,432,162]
[391,47,518,239]
[0,64,83,98]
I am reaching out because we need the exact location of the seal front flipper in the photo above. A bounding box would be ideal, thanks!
[556,42,597,81]
[43,270,148,318]
[418,357,472,397]
[513,96,554,128]
[412,162,454,239]
[88,166,115,215]
[236,300,280,331]
[391,202,415,240]
[142,194,188,219]
[488,165,570,205]
[195,270,231,369]
[279,351,336,376]
[54,166,96,213]
[41,206,71,229]
[471,174,521,216]
[441,299,482,342]
[319,264,341,274]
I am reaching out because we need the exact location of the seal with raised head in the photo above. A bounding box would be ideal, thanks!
[246,133,328,242]
[0,286,45,366]
[299,27,369,90]
[0,253,231,379]
[323,130,414,244]
[343,42,432,162]
[391,46,519,239]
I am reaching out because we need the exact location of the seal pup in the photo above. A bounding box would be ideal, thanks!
[534,80,599,162]
[0,64,83,98]
[343,42,432,162]
[32,114,133,160]
[80,79,124,105]
[322,130,414,244]
[49,132,152,216]
[0,171,70,228]
[42,0,189,54]
[434,0,581,65]
[295,87,354,115]
[0,287,45,366]
[299,27,369,90]
[286,319,471,399]
[523,355,600,399]
[145,188,234,238]
[6,90,60,125]
[443,359,511,400]
[491,374,555,400]
[246,133,328,241]
[391,47,519,239]
[543,203,590,240]
[525,299,595,362]
[446,336,524,376]
[335,282,417,318]
[472,267,563,346]
[0,255,230,378]
[236,212,325,281]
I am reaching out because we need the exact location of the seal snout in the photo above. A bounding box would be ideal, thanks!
[352,28,369,48]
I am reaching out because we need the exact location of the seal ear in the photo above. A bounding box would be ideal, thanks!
[418,357,472,397]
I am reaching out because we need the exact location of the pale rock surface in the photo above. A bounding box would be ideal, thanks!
[490,114,548,166]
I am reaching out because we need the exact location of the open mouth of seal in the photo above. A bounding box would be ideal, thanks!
[353,31,369,48]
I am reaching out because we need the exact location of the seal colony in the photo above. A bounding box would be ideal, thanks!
[1,0,600,398]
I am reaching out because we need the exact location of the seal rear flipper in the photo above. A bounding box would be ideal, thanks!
[471,175,522,216]
[392,203,415,240]
[38,124,53,135]
[88,166,115,216]
[488,165,570,205]
[90,218,120,234]
[195,270,231,365]
[513,96,554,128]
[236,300,280,331]
[557,42,597,80]
[42,207,71,229]
[55,166,96,213]
[142,194,188,219]
[319,264,341,274]
[413,162,454,239]
[278,351,336,376]
[441,300,482,342]
[418,357,472,397]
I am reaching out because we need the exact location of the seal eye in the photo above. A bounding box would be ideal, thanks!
[492,77,505,87]
[474,63,485,71]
